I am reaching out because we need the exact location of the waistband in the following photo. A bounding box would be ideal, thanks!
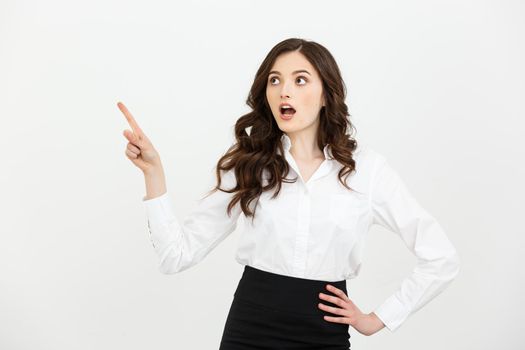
[234,265,347,316]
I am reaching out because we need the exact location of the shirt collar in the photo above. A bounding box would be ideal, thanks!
[280,133,334,160]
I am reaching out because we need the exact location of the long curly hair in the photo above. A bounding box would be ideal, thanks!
[204,37,358,222]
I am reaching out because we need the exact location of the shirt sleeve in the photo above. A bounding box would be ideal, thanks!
[369,153,461,332]
[142,168,242,274]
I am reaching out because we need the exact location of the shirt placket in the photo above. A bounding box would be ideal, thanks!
[292,184,311,277]
[281,134,333,278]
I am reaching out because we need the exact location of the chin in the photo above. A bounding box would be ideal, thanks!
[275,119,295,130]
[279,125,301,134]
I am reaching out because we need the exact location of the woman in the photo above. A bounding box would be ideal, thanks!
[119,38,461,349]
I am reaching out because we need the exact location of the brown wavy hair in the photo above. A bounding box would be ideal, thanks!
[204,37,358,222]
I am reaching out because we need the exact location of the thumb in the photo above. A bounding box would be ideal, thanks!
[123,129,141,146]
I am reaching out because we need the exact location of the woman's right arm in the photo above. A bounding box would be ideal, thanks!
[118,101,242,275]
[143,165,167,200]
[142,168,242,274]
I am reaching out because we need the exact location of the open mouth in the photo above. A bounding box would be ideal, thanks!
[280,106,296,116]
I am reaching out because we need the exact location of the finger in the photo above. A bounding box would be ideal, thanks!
[123,129,141,146]
[318,302,347,316]
[326,284,351,303]
[127,142,141,154]
[126,149,138,159]
[127,147,140,156]
[319,293,345,308]
[323,315,351,324]
[118,101,144,136]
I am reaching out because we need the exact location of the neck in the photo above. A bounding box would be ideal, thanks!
[286,131,324,161]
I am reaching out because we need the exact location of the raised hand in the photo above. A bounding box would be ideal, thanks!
[118,101,162,174]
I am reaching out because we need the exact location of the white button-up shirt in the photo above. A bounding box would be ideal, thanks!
[142,133,461,332]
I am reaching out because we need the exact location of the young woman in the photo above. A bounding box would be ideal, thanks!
[119,38,461,349]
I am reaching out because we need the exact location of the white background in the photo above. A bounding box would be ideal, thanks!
[1,0,523,348]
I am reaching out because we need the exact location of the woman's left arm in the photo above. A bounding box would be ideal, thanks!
[367,152,461,333]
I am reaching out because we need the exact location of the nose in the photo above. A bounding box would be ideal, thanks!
[280,80,292,99]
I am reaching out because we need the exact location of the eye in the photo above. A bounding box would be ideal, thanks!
[296,76,307,85]
[268,76,308,85]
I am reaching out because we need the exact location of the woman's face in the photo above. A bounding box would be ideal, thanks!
[266,50,325,135]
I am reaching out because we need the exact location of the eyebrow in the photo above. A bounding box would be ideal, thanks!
[268,69,311,76]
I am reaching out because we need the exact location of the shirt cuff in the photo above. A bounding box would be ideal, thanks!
[142,191,181,255]
[373,294,409,332]
[142,191,176,227]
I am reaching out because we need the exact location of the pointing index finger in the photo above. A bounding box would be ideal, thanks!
[117,101,144,136]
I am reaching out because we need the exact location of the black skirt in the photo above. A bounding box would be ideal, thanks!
[219,265,351,349]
